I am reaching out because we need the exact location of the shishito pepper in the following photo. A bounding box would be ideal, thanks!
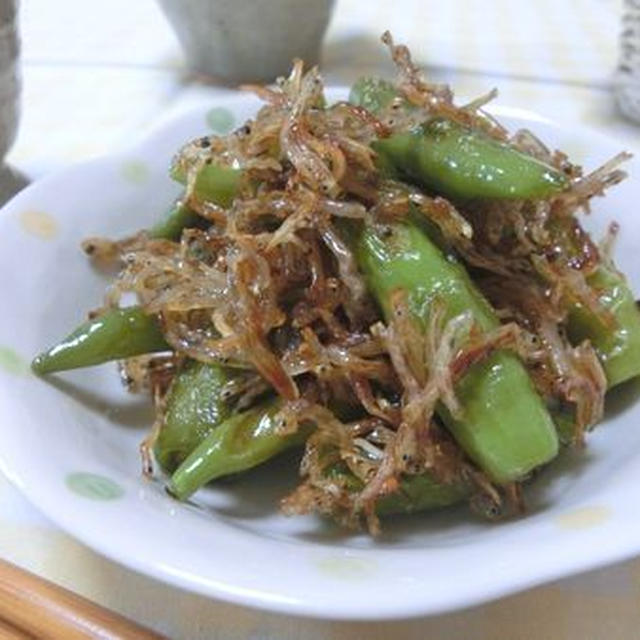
[326,463,470,515]
[168,400,307,500]
[350,76,568,201]
[349,76,403,115]
[150,163,242,240]
[168,397,471,514]
[31,307,168,375]
[568,265,640,387]
[376,470,469,515]
[170,162,241,208]
[154,361,235,474]
[149,202,202,241]
[355,220,559,484]
[374,119,568,201]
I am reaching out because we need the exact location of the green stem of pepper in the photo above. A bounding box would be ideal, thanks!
[31,307,169,375]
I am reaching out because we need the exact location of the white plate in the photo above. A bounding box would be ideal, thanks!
[0,90,639,620]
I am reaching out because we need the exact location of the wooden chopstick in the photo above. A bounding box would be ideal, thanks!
[0,616,36,639]
[0,559,166,639]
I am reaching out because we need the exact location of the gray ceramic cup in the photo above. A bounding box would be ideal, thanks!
[0,0,18,162]
[157,0,335,84]
[0,0,24,205]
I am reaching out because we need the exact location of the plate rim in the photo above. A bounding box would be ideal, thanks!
[1,91,639,620]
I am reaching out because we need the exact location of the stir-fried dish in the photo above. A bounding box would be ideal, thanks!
[32,34,640,533]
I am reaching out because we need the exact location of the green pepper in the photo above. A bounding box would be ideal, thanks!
[149,202,202,241]
[376,472,469,515]
[154,361,234,473]
[356,220,559,484]
[148,163,242,241]
[551,404,578,445]
[349,77,404,115]
[168,396,470,511]
[32,307,168,375]
[327,463,469,515]
[350,76,568,201]
[374,119,568,201]
[568,265,640,387]
[170,163,241,208]
[169,400,310,501]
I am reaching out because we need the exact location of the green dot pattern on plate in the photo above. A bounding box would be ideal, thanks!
[120,161,149,185]
[0,346,28,375]
[206,107,235,134]
[315,554,375,581]
[65,472,124,501]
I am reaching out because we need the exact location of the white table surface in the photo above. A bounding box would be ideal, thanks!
[4,1,640,637]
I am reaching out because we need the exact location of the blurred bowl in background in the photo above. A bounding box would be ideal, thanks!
[157,0,335,84]
[0,0,25,205]
[0,0,19,161]
[616,1,640,123]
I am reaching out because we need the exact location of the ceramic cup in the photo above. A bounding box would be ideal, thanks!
[0,0,24,204]
[0,0,18,160]
[157,0,336,84]
[616,0,640,122]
